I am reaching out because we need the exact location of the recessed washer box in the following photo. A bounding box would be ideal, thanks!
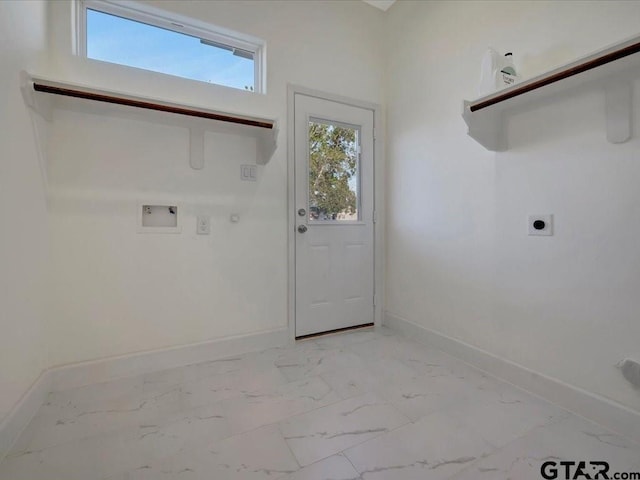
[138,203,182,233]
[528,214,553,236]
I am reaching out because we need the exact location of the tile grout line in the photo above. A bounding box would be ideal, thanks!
[276,422,303,475]
[341,451,365,479]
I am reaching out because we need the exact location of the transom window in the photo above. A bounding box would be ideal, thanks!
[77,0,264,93]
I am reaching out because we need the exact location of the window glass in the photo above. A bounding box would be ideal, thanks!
[308,120,360,222]
[86,8,256,91]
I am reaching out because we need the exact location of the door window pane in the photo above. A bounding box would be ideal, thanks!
[308,120,360,222]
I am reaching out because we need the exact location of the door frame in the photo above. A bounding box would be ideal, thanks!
[287,84,385,341]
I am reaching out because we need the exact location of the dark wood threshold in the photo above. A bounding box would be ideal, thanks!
[469,40,640,112]
[33,83,274,129]
[296,323,374,341]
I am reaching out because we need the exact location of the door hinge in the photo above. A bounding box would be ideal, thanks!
[373,128,376,140]
[372,210,378,223]
[373,294,377,307]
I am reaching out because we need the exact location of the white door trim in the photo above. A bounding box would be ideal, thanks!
[287,84,385,341]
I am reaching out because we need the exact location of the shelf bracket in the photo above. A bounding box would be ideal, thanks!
[189,128,205,170]
[605,81,632,144]
[256,127,278,165]
[20,71,52,121]
[19,71,50,189]
[463,102,506,152]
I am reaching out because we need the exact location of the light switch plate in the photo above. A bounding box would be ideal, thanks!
[528,214,553,236]
[241,164,257,181]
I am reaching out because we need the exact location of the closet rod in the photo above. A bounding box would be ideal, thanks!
[33,83,274,129]
[470,40,640,112]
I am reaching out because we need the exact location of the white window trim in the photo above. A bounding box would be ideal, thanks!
[75,0,266,93]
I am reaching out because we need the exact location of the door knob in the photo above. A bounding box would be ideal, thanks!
[298,208,306,217]
[297,225,308,234]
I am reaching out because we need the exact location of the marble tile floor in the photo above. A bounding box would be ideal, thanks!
[1,327,639,480]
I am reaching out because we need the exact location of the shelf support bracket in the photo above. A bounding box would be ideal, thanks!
[605,81,632,144]
[20,71,52,121]
[256,127,278,165]
[189,127,205,170]
[463,102,506,152]
[19,71,50,189]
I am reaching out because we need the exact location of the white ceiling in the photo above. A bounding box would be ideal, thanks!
[362,0,396,12]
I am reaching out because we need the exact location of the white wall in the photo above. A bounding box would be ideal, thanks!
[46,0,385,366]
[0,1,50,420]
[385,0,640,412]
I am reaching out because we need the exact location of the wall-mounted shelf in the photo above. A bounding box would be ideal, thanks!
[463,36,640,151]
[21,73,278,166]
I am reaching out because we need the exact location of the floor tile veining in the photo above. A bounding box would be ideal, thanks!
[1,327,639,480]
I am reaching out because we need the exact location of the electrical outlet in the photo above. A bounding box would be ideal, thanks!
[197,216,210,235]
[528,214,553,236]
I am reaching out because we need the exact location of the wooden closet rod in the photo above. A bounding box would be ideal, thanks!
[470,40,640,112]
[33,83,274,129]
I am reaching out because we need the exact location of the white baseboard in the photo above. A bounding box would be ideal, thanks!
[48,328,289,391]
[0,327,288,461]
[384,311,640,445]
[0,372,51,464]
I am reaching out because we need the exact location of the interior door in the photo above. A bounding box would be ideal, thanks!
[294,93,375,338]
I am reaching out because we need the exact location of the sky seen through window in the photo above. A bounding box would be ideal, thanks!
[86,9,255,91]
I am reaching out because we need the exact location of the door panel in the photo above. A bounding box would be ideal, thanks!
[294,94,374,337]
[308,244,330,305]
[343,243,365,300]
